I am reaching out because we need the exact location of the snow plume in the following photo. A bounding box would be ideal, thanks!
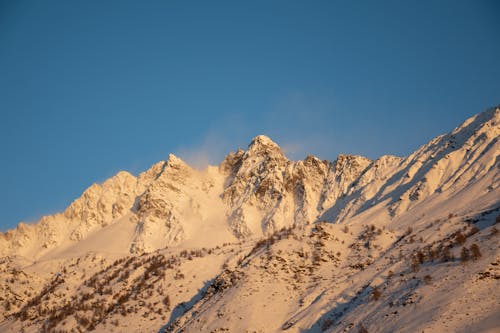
[175,112,253,169]
[175,132,234,170]
[175,92,347,166]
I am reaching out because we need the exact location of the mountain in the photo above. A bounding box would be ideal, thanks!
[0,106,499,333]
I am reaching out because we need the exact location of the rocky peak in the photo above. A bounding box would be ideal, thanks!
[138,161,167,185]
[302,155,329,173]
[166,154,187,169]
[222,135,288,188]
[137,154,190,185]
[219,149,245,175]
[334,154,372,173]
[157,154,192,184]
[244,135,285,160]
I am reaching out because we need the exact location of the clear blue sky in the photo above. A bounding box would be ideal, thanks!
[1,0,499,231]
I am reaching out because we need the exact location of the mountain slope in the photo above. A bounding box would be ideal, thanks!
[0,106,499,333]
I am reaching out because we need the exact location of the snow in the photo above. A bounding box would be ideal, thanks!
[0,106,499,332]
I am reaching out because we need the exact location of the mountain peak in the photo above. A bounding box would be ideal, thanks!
[166,153,188,168]
[249,134,277,146]
[246,135,284,157]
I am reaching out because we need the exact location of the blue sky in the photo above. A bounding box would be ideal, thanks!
[1,0,499,231]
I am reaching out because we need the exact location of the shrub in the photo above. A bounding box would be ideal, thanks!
[163,296,171,310]
[455,232,466,245]
[410,257,420,272]
[359,225,379,248]
[371,286,382,301]
[461,247,470,262]
[359,324,368,333]
[425,246,437,262]
[440,246,453,262]
[416,250,425,264]
[470,243,481,261]
[423,275,432,285]
[468,226,480,237]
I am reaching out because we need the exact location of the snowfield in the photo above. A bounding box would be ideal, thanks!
[0,106,499,333]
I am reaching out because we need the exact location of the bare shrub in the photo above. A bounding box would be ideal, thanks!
[455,232,466,245]
[359,225,379,248]
[468,226,480,237]
[461,246,470,262]
[416,250,425,264]
[371,286,382,301]
[410,256,420,272]
[163,296,171,310]
[470,243,481,261]
[440,246,453,262]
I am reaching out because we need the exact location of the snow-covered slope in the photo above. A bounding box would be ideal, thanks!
[0,106,499,333]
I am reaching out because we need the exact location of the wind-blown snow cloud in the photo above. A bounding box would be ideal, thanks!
[176,132,233,169]
[176,91,361,167]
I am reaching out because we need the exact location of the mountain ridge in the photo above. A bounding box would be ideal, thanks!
[1,106,499,259]
[0,106,499,333]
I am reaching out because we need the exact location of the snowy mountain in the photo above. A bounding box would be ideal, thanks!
[0,106,499,333]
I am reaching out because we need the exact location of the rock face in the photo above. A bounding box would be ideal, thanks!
[65,171,140,241]
[0,107,499,259]
[221,135,372,237]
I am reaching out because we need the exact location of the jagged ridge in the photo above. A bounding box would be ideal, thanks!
[0,107,499,260]
[0,106,499,333]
